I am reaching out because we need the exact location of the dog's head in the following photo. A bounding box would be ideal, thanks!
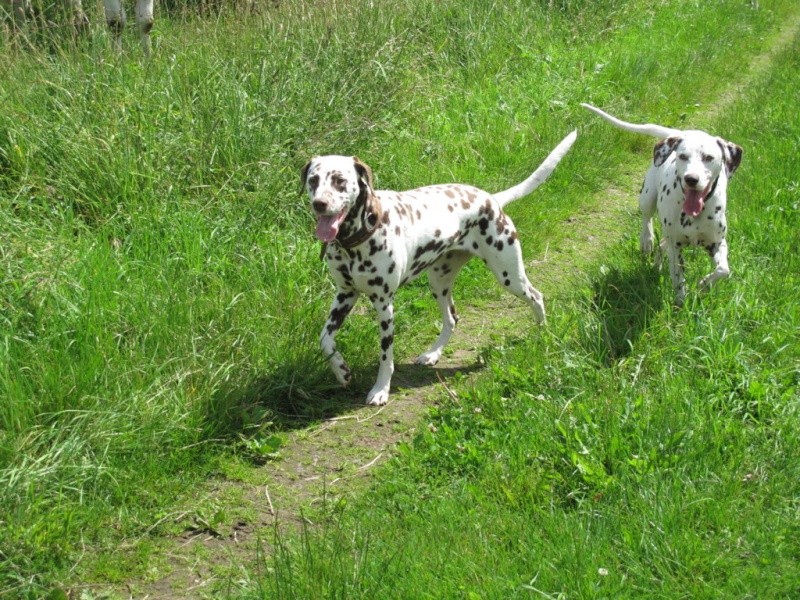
[301,155,375,243]
[653,131,743,217]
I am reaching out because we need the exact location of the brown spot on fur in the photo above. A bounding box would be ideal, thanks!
[330,173,347,192]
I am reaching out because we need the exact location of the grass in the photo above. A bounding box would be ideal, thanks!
[254,19,800,600]
[0,0,798,596]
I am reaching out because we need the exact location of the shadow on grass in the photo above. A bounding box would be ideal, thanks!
[393,360,484,391]
[589,260,666,364]
[204,353,484,439]
[205,360,362,437]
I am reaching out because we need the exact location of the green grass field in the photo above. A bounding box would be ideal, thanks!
[1,0,798,597]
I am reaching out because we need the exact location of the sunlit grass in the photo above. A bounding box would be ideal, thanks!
[0,0,798,596]
[254,31,800,600]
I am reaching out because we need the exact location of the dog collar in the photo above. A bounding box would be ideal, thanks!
[336,210,381,249]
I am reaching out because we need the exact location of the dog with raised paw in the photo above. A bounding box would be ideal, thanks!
[303,130,577,405]
[582,103,742,306]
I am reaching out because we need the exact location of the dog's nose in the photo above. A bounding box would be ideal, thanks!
[312,200,328,214]
[684,174,700,187]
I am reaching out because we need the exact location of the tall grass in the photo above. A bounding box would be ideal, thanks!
[254,19,800,600]
[0,0,797,595]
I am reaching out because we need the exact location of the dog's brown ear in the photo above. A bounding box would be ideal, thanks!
[653,136,681,167]
[300,159,313,193]
[353,156,374,192]
[717,139,743,177]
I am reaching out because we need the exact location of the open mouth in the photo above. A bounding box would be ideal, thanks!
[315,210,348,243]
[682,182,712,218]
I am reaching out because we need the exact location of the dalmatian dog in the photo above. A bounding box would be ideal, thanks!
[581,103,743,305]
[302,130,577,405]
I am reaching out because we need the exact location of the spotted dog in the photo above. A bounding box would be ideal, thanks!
[302,130,577,405]
[582,103,743,305]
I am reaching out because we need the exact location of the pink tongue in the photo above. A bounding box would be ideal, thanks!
[683,187,706,217]
[315,212,347,243]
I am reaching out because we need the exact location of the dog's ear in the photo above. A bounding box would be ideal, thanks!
[300,159,312,193]
[653,136,681,167]
[352,156,374,192]
[717,138,743,177]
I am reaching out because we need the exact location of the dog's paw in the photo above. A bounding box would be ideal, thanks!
[415,350,442,366]
[333,362,352,386]
[699,268,730,292]
[366,388,389,406]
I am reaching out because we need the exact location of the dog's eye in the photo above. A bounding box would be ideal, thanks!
[678,153,689,161]
[330,176,348,192]
[701,154,714,163]
[308,175,320,190]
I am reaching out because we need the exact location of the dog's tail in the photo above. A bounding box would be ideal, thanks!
[581,103,681,139]
[493,129,578,208]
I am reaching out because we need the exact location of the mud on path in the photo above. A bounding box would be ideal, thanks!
[120,14,799,598]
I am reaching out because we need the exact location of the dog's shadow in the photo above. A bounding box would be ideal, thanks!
[587,260,666,364]
[204,351,484,439]
[204,357,362,438]
[393,360,484,392]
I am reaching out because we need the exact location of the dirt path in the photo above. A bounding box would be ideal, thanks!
[122,13,800,599]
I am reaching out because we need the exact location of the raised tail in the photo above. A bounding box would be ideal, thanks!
[581,103,680,139]
[492,129,577,208]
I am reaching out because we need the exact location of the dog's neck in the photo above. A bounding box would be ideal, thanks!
[320,188,383,259]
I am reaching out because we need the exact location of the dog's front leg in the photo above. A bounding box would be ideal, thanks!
[699,239,730,291]
[321,289,360,386]
[638,171,659,254]
[366,294,395,406]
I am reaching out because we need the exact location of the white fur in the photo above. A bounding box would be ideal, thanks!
[303,130,577,405]
[582,104,743,305]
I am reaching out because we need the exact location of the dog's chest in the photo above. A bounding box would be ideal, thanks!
[324,237,396,294]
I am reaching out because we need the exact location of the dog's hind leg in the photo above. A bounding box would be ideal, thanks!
[416,251,472,366]
[481,239,546,324]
